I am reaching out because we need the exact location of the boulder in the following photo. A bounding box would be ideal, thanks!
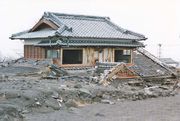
[44,98,61,110]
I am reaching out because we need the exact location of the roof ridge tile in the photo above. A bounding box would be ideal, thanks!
[48,12,109,21]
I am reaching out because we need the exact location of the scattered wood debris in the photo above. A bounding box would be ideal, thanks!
[99,63,139,86]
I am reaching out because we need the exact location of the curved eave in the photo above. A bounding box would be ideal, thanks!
[10,30,147,41]
[11,36,146,41]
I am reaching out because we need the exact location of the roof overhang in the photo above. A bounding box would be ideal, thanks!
[34,39,144,48]
[10,12,147,42]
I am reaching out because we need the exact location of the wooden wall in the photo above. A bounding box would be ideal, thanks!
[83,47,116,65]
[24,45,45,59]
[83,47,133,65]
[23,45,133,66]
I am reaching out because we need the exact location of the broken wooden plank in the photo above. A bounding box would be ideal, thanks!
[99,63,140,86]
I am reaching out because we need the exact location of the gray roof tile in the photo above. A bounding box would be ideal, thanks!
[11,12,146,41]
[12,28,56,39]
[35,39,144,47]
[130,51,173,77]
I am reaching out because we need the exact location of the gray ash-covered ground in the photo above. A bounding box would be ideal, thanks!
[25,93,180,121]
[0,59,179,121]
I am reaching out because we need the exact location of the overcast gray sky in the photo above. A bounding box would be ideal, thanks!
[0,0,180,61]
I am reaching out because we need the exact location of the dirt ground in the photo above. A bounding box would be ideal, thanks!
[25,93,180,121]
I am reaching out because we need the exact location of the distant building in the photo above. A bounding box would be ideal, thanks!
[160,58,179,67]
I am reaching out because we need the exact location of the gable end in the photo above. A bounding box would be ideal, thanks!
[30,19,59,32]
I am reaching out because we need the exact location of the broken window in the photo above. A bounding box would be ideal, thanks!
[62,49,83,64]
[115,49,131,63]
[46,50,60,59]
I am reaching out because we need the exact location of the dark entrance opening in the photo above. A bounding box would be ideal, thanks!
[114,50,131,63]
[63,50,83,64]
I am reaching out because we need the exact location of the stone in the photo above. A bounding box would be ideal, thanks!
[78,88,92,97]
[21,110,30,114]
[144,87,153,95]
[102,94,110,100]
[95,113,105,117]
[101,99,115,105]
[45,98,61,110]
[52,92,59,99]
[4,91,21,99]
[159,86,169,90]
[74,84,82,89]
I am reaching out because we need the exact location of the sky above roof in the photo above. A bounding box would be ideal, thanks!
[0,0,180,61]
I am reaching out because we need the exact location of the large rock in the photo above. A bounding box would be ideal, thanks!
[74,84,82,89]
[78,88,92,101]
[44,98,61,110]
[3,90,21,99]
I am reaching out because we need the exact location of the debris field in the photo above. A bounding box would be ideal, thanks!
[0,51,179,121]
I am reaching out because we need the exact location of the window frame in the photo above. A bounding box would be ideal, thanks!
[62,48,83,64]
[46,49,60,59]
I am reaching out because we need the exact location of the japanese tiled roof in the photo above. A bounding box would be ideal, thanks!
[11,12,146,40]
[131,54,172,77]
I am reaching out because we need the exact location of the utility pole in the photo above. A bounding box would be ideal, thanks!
[158,43,162,58]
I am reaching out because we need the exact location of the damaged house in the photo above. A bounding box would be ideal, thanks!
[10,12,175,79]
[10,12,146,67]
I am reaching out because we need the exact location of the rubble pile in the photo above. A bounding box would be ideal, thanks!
[42,64,68,79]
[99,63,138,86]
[0,58,179,120]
